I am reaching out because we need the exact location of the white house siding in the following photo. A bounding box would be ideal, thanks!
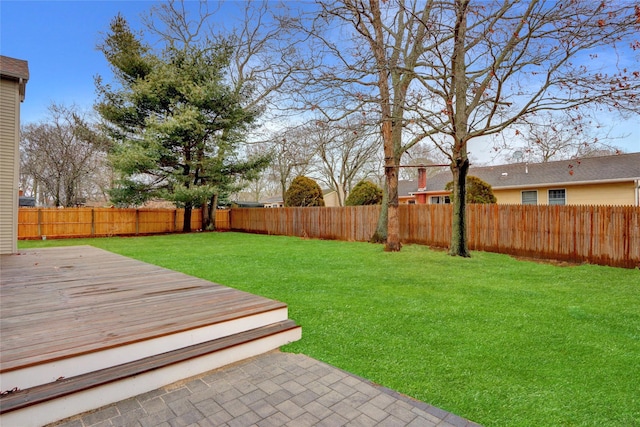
[0,78,20,254]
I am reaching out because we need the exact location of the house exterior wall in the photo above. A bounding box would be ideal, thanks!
[0,78,20,254]
[399,196,414,204]
[494,181,637,206]
[323,191,340,207]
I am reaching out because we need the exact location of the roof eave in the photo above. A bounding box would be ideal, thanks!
[410,190,450,195]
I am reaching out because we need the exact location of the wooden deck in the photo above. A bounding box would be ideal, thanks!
[0,246,301,426]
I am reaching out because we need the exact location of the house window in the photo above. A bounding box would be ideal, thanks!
[548,189,566,205]
[430,196,451,204]
[408,200,416,204]
[521,190,537,205]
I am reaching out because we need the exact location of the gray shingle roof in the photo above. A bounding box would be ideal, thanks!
[399,180,419,197]
[423,152,640,191]
[260,195,284,204]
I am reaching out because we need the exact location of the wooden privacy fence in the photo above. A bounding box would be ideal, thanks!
[231,205,381,242]
[231,204,640,269]
[18,208,230,239]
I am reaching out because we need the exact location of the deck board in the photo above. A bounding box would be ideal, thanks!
[1,246,286,372]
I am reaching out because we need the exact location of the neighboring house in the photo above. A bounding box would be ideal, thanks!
[399,180,420,204]
[399,166,451,204]
[261,195,285,208]
[322,189,339,207]
[401,152,640,206]
[260,189,340,207]
[19,197,36,207]
[1,55,29,254]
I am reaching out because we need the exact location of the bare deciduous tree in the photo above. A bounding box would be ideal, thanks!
[20,103,110,207]
[289,0,440,250]
[497,111,624,163]
[409,0,639,256]
[399,142,448,181]
[300,0,639,255]
[270,125,318,199]
[309,119,380,206]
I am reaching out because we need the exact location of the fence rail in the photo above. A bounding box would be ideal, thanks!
[18,208,230,239]
[230,204,640,269]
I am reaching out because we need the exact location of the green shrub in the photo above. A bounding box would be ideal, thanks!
[346,180,383,206]
[445,175,497,204]
[285,176,325,207]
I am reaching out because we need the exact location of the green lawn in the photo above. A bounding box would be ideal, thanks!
[19,233,640,427]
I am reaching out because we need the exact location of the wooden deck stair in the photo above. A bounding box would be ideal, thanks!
[0,247,301,427]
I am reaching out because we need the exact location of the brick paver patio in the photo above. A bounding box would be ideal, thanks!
[49,351,481,427]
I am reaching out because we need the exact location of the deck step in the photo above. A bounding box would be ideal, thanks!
[1,305,290,391]
[0,320,301,425]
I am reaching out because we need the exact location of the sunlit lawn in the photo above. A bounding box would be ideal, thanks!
[19,232,640,427]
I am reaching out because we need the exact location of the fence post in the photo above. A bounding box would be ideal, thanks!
[136,209,140,235]
[91,208,95,236]
[37,208,42,238]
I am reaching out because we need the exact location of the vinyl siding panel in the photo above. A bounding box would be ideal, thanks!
[0,78,20,254]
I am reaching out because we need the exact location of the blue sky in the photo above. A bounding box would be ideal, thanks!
[1,1,638,159]
[1,1,155,123]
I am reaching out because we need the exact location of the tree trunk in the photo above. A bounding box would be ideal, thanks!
[207,194,218,230]
[449,157,470,257]
[201,194,218,230]
[281,179,288,206]
[448,0,470,257]
[370,181,389,243]
[367,0,402,251]
[183,201,192,232]
[202,202,209,230]
[65,181,75,207]
[384,163,401,252]
[54,181,61,207]
[336,184,345,207]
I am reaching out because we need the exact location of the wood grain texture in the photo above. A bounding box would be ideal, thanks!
[0,246,286,372]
